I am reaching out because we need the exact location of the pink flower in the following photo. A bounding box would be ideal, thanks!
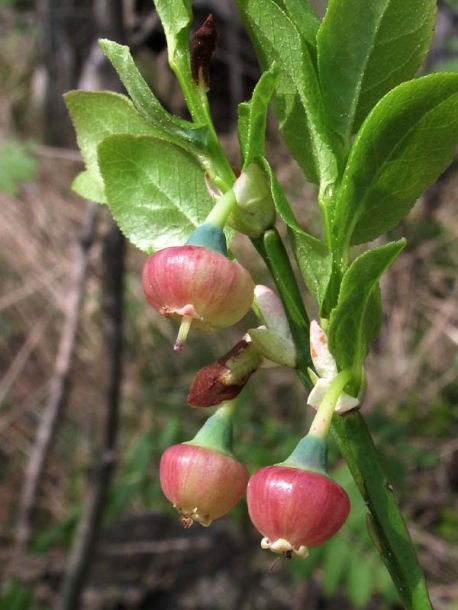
[160,443,249,528]
[143,245,254,349]
[247,465,350,558]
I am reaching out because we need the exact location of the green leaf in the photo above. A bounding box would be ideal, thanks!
[257,157,303,232]
[65,91,160,203]
[153,0,192,64]
[289,228,332,311]
[321,535,350,594]
[99,39,176,126]
[328,240,405,371]
[317,0,436,141]
[236,0,338,186]
[0,141,37,196]
[71,170,105,203]
[97,134,213,253]
[153,1,235,187]
[346,550,376,608]
[273,77,319,184]
[333,73,458,248]
[258,158,332,308]
[238,65,278,169]
[280,0,321,53]
[98,39,208,151]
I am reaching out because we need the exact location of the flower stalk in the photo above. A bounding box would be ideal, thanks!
[309,369,353,439]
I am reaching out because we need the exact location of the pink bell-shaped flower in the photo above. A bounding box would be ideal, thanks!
[247,434,350,558]
[247,465,350,558]
[143,245,254,350]
[160,443,249,528]
[160,400,248,527]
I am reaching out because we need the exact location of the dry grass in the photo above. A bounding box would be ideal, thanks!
[0,152,102,531]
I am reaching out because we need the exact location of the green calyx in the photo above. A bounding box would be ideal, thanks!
[279,433,329,476]
[186,400,236,457]
[185,187,240,255]
[185,223,228,256]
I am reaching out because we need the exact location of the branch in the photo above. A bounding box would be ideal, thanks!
[56,221,125,610]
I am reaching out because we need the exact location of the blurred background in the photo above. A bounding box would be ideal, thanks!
[1,0,458,608]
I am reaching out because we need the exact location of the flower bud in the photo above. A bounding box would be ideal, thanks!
[187,339,263,407]
[160,443,249,528]
[247,465,350,558]
[190,14,217,92]
[142,245,254,350]
[308,320,362,413]
[247,285,296,367]
[228,165,276,237]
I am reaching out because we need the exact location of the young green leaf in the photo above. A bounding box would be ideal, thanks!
[153,0,204,128]
[98,39,207,149]
[65,91,160,203]
[328,240,405,372]
[289,229,332,312]
[317,0,436,142]
[153,0,192,66]
[98,39,179,127]
[238,65,278,169]
[256,158,298,231]
[97,134,213,253]
[279,0,321,55]
[333,73,458,249]
[236,0,338,186]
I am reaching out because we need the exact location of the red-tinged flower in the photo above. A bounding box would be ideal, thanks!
[142,245,254,350]
[247,465,350,558]
[160,443,249,528]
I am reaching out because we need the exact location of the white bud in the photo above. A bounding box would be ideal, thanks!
[255,285,291,338]
[308,320,361,413]
[249,327,296,368]
[247,286,296,367]
[310,319,337,379]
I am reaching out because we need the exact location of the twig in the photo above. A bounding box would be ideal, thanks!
[99,538,213,556]
[0,261,67,311]
[56,220,125,610]
[0,313,52,406]
[14,200,98,554]
[35,146,83,163]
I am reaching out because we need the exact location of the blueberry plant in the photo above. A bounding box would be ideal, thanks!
[65,0,458,607]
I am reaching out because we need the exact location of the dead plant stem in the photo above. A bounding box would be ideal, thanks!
[14,200,98,554]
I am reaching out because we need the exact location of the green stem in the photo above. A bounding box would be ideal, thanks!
[255,227,431,609]
[188,399,237,456]
[170,54,235,191]
[171,50,212,129]
[309,370,352,439]
[318,188,335,252]
[205,189,237,228]
[251,228,313,390]
[331,413,432,609]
